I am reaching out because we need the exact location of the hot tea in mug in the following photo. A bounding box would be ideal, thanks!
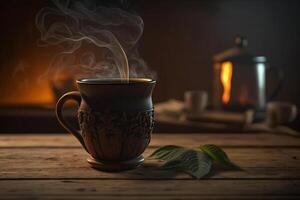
[56,78,156,171]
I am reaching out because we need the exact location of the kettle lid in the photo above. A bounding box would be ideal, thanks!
[213,36,267,63]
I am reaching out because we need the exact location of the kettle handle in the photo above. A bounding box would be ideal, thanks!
[267,66,284,101]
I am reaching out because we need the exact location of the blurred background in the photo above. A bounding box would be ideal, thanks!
[0,0,299,133]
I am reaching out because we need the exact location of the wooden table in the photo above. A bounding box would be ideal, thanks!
[1,133,300,199]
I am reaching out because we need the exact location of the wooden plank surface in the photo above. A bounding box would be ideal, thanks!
[0,180,299,199]
[0,133,299,199]
[0,147,300,180]
[1,133,300,147]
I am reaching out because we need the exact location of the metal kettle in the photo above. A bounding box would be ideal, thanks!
[212,37,283,120]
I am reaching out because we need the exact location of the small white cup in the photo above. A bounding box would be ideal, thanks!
[266,102,298,128]
[184,91,208,115]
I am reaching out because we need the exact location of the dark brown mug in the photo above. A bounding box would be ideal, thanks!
[56,78,156,171]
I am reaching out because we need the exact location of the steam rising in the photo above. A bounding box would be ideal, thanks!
[36,0,154,82]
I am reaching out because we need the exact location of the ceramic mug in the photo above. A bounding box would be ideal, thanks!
[184,91,208,114]
[56,78,156,171]
[266,102,297,127]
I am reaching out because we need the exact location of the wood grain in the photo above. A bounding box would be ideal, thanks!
[0,133,300,147]
[0,133,300,199]
[0,147,299,179]
[0,180,299,199]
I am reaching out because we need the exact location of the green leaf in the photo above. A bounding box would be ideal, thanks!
[148,146,212,179]
[148,145,183,160]
[148,144,237,179]
[199,144,232,167]
[161,149,212,179]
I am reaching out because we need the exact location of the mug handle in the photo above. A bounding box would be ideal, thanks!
[56,91,88,152]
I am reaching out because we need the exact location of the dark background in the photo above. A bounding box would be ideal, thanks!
[0,0,299,131]
[137,0,300,103]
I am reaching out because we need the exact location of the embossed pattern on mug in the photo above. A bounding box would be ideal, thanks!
[78,109,154,161]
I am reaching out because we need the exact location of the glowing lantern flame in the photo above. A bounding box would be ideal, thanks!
[221,61,233,104]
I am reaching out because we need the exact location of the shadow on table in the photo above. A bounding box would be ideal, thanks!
[123,161,243,180]
[208,163,244,178]
[123,162,181,179]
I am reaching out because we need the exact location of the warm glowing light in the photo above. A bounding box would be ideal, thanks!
[0,61,55,106]
[239,85,249,105]
[0,78,54,106]
[221,61,233,104]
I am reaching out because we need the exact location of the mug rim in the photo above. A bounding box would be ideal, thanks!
[76,78,156,85]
